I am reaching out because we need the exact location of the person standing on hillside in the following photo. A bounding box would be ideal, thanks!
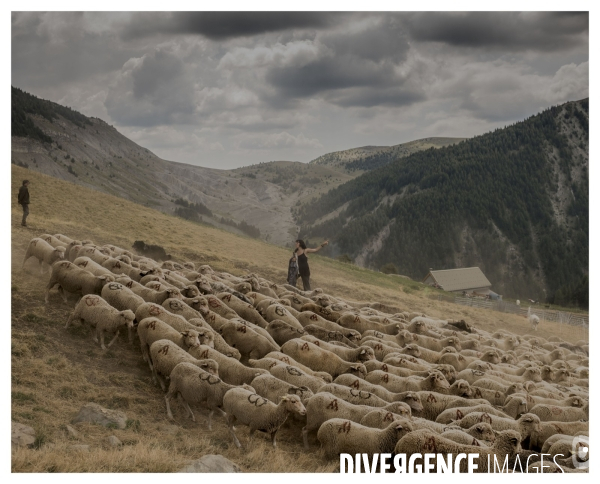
[292,239,328,291]
[18,180,30,227]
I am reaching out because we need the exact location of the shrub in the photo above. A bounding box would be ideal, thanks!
[381,263,399,274]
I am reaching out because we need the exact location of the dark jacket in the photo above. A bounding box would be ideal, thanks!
[18,186,30,205]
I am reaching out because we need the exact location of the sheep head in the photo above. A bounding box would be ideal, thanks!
[451,379,472,397]
[428,370,450,390]
[280,394,306,416]
[347,363,367,379]
[357,347,376,362]
[518,413,542,434]
[120,310,136,329]
[166,288,183,300]
[196,358,219,375]
[181,330,201,349]
[402,392,424,412]
[469,423,496,444]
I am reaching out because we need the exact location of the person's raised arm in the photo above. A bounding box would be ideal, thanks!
[305,240,329,253]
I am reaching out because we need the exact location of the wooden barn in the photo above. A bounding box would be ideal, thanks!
[422,267,493,295]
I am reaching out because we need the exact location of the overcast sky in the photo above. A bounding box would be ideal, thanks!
[11,11,589,169]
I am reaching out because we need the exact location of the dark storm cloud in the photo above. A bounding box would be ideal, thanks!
[406,12,588,51]
[324,15,409,63]
[12,12,135,88]
[263,16,417,108]
[105,47,196,127]
[122,12,338,40]
[328,87,425,108]
[266,57,395,98]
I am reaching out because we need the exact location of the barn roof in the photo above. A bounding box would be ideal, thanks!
[422,267,491,292]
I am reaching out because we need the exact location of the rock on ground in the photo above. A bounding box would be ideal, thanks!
[106,435,122,447]
[178,454,241,473]
[12,422,36,449]
[65,425,82,439]
[71,403,127,429]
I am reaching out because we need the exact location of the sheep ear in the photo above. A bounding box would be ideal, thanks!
[181,330,190,336]
[360,349,365,355]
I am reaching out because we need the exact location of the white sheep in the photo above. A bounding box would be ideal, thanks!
[269,364,331,393]
[100,282,146,342]
[188,318,240,359]
[250,373,314,407]
[165,361,245,429]
[74,246,111,266]
[528,403,588,422]
[149,339,218,391]
[65,294,135,350]
[137,318,201,370]
[316,383,391,408]
[299,336,375,363]
[264,351,333,383]
[528,306,540,331]
[100,282,145,313]
[217,320,280,360]
[116,276,181,304]
[359,408,412,429]
[365,369,451,394]
[280,339,367,379]
[223,387,306,448]
[22,238,66,274]
[332,374,425,411]
[218,292,269,328]
[45,261,114,304]
[394,428,522,473]
[297,312,363,343]
[266,320,307,346]
[189,345,266,385]
[317,417,413,459]
[303,325,357,347]
[161,298,204,321]
[73,256,115,278]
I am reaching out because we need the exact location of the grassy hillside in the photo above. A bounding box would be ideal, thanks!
[11,165,587,472]
[309,137,466,171]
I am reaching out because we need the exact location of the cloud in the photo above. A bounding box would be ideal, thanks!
[434,59,589,123]
[406,12,588,52]
[11,12,135,89]
[237,132,322,150]
[122,12,337,40]
[105,47,196,126]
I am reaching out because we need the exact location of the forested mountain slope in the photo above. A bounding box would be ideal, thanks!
[309,137,465,172]
[297,100,589,306]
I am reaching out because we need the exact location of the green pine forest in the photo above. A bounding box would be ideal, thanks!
[296,100,589,308]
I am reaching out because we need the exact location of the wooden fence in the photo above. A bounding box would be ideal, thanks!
[429,294,588,328]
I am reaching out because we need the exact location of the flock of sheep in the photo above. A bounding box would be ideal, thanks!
[21,233,589,473]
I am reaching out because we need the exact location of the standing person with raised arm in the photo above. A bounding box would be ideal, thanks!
[292,239,328,291]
